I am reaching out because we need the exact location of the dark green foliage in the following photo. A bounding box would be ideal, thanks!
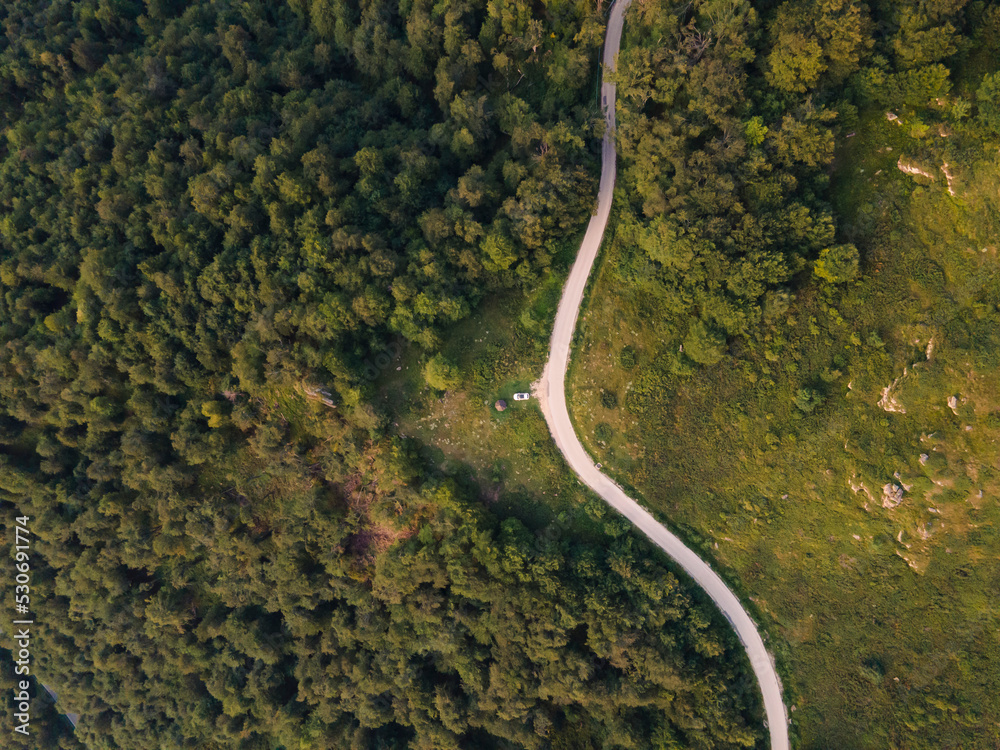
[814,244,860,284]
[792,387,824,413]
[613,0,839,351]
[600,388,618,409]
[619,345,638,370]
[0,0,603,409]
[977,72,1000,134]
[0,442,763,749]
[0,1,765,748]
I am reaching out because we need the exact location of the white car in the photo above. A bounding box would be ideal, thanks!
[513,392,530,401]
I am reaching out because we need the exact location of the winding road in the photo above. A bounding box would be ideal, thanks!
[534,2,791,748]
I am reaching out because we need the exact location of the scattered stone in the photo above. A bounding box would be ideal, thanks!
[848,476,875,510]
[882,483,904,509]
[940,162,957,196]
[947,395,958,415]
[301,383,337,408]
[897,159,935,180]
[878,372,907,413]
[919,453,929,465]
[897,551,922,571]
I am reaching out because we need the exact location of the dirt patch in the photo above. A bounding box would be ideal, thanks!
[897,159,935,181]
[878,370,908,413]
[940,162,957,196]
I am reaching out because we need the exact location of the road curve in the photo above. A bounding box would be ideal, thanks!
[534,2,791,748]
[42,683,80,728]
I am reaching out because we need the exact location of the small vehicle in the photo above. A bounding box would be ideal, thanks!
[513,392,530,401]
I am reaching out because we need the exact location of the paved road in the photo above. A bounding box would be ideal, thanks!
[534,2,791,748]
[42,683,79,728]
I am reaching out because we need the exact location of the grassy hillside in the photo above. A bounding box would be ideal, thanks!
[570,30,1000,750]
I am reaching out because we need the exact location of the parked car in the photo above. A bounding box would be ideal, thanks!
[513,392,530,401]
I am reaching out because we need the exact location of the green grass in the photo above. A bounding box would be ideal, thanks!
[568,111,1000,749]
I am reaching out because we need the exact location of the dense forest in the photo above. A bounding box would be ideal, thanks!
[0,1,766,749]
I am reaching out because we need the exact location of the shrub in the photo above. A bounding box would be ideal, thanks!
[793,387,824,413]
[424,354,461,391]
[814,244,859,284]
[619,345,637,370]
[600,389,618,409]
[594,423,613,443]
[978,72,1000,135]
[683,319,727,366]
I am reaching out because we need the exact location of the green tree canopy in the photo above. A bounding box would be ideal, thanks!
[684,320,728,366]
[423,353,461,391]
[814,244,860,284]
[978,72,1000,135]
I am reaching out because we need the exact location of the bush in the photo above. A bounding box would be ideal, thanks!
[594,423,613,443]
[793,387,824,413]
[600,389,618,408]
[978,72,1000,135]
[619,346,637,370]
[424,354,461,391]
[683,320,727,366]
[814,244,860,284]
